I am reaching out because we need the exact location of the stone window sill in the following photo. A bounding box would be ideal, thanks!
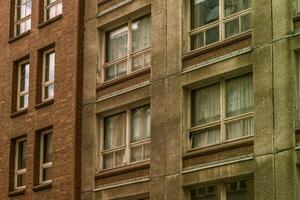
[32,182,52,192]
[8,188,25,197]
[35,99,54,109]
[8,30,30,43]
[38,14,62,29]
[10,109,28,118]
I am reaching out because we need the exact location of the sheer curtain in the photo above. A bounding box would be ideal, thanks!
[104,113,126,150]
[225,0,251,17]
[131,105,151,142]
[192,0,219,29]
[106,26,128,62]
[192,126,220,148]
[132,16,151,53]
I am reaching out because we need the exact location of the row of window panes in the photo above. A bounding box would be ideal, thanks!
[14,131,52,190]
[17,51,55,111]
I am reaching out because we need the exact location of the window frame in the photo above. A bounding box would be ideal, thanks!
[14,0,31,36]
[187,73,254,151]
[101,14,151,82]
[99,104,151,171]
[44,0,62,21]
[42,49,55,101]
[39,129,53,184]
[17,60,30,111]
[188,0,252,52]
[14,138,27,190]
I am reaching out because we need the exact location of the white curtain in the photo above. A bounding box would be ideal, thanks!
[132,16,151,53]
[192,126,220,148]
[107,26,128,62]
[225,0,251,17]
[225,18,239,38]
[131,105,151,142]
[104,113,126,150]
[226,117,253,140]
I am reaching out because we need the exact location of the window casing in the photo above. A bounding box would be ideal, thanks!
[103,15,151,82]
[101,105,150,170]
[40,130,53,183]
[189,0,252,51]
[42,49,55,101]
[45,0,62,20]
[15,138,27,190]
[17,61,30,111]
[15,0,31,35]
[189,74,254,150]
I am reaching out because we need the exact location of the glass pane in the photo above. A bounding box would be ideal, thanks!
[241,14,252,32]
[225,0,251,17]
[42,167,52,182]
[226,117,253,140]
[130,145,143,162]
[191,84,220,126]
[143,143,150,159]
[191,185,220,200]
[103,153,113,169]
[115,150,125,167]
[191,0,219,29]
[132,54,144,71]
[116,61,127,77]
[131,105,151,142]
[44,84,54,100]
[43,132,53,163]
[17,174,25,188]
[205,26,219,45]
[225,18,239,38]
[191,32,204,50]
[19,95,28,109]
[191,126,220,148]
[106,26,128,62]
[104,65,116,81]
[227,180,254,200]
[17,140,26,170]
[20,63,29,92]
[132,16,151,53]
[144,52,151,67]
[226,74,253,117]
[104,113,126,150]
[45,51,55,82]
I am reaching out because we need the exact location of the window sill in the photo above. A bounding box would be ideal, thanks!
[10,109,28,118]
[8,188,25,197]
[32,182,52,192]
[182,32,252,61]
[8,30,30,43]
[38,14,62,29]
[183,137,254,160]
[95,161,150,180]
[35,99,54,109]
[97,67,150,91]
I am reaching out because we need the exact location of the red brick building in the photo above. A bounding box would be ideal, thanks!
[0,0,83,199]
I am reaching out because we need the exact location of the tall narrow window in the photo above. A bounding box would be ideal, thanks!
[101,105,151,170]
[17,61,30,110]
[45,0,62,20]
[15,0,32,35]
[15,138,27,189]
[190,74,253,149]
[40,130,53,183]
[42,50,55,101]
[103,15,151,81]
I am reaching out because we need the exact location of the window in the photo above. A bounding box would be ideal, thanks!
[190,0,252,50]
[190,179,253,200]
[101,105,150,170]
[189,74,253,149]
[45,0,62,20]
[294,0,300,15]
[15,0,32,35]
[17,61,30,111]
[42,50,55,101]
[296,54,300,128]
[39,130,53,183]
[14,138,27,190]
[103,15,151,81]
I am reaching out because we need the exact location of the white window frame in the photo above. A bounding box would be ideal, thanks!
[44,0,62,21]
[39,129,53,184]
[17,60,29,111]
[100,105,151,171]
[188,0,252,52]
[102,15,151,82]
[42,49,55,101]
[14,0,31,36]
[188,74,254,151]
[14,138,27,190]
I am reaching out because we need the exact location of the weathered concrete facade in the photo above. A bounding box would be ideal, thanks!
[81,0,300,200]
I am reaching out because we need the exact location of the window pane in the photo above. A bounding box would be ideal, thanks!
[191,0,219,29]
[20,63,29,92]
[104,65,116,81]
[191,84,220,126]
[191,185,220,200]
[225,74,253,117]
[103,153,113,169]
[19,94,28,109]
[45,51,55,82]
[191,126,220,148]
[116,61,127,77]
[131,105,151,142]
[130,145,143,162]
[205,26,219,45]
[227,180,254,200]
[225,18,239,38]
[43,132,53,163]
[115,149,125,167]
[241,14,252,32]
[17,140,26,170]
[132,16,151,53]
[106,26,128,62]
[17,174,25,188]
[226,117,253,140]
[104,113,126,150]
[225,0,251,17]
[44,84,54,100]
[191,32,204,50]
[144,52,151,67]
[132,54,144,71]
[143,143,150,159]
[42,167,52,182]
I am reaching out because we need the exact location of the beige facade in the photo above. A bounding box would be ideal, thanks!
[82,0,300,200]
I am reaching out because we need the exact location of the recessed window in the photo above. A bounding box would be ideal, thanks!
[189,74,253,149]
[40,130,53,183]
[101,105,150,170]
[45,0,62,20]
[15,0,32,35]
[42,50,55,101]
[190,0,252,50]
[103,15,151,81]
[17,61,30,111]
[15,138,27,190]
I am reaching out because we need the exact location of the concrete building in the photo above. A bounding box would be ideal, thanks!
[0,0,83,199]
[82,0,300,200]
